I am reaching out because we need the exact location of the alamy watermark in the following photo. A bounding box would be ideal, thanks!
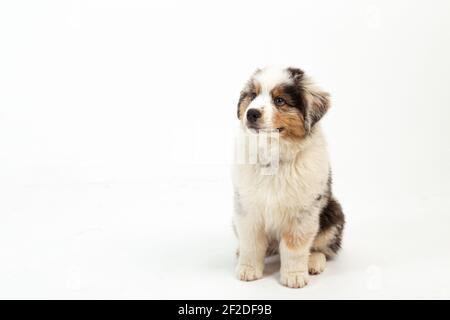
[234,129,280,175]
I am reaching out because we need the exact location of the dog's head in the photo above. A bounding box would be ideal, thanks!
[237,66,330,139]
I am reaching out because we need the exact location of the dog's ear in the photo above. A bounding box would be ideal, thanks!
[287,67,305,82]
[303,82,330,131]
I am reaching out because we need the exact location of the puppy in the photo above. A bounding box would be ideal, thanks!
[232,66,345,288]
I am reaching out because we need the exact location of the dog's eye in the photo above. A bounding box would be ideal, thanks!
[274,97,285,106]
[249,92,257,100]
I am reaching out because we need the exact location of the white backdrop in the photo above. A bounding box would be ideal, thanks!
[1,0,449,299]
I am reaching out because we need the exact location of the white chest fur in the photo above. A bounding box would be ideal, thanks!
[232,126,330,233]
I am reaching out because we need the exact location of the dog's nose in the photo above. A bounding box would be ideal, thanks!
[246,109,262,123]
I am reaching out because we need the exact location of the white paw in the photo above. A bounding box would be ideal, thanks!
[280,271,309,288]
[308,252,326,275]
[236,264,263,281]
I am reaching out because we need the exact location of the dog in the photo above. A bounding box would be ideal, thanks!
[232,66,345,288]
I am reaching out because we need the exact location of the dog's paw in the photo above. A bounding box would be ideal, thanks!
[236,264,263,281]
[308,252,326,275]
[280,271,309,288]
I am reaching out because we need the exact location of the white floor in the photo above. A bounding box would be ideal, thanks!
[1,167,449,300]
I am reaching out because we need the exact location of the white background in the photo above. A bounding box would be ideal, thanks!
[1,0,449,299]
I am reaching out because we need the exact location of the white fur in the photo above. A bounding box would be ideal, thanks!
[308,252,327,275]
[243,94,274,130]
[233,67,332,288]
[243,67,292,130]
[233,126,330,287]
[253,66,292,91]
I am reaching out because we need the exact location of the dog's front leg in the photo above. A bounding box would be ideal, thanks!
[235,215,267,281]
[279,216,318,288]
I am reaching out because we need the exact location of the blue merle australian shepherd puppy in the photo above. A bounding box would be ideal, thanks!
[232,66,345,288]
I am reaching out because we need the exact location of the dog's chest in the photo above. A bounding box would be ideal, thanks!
[236,164,314,214]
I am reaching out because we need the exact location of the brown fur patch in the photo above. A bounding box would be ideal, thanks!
[282,231,314,250]
[283,233,301,250]
[273,110,306,139]
[312,227,337,252]
[270,86,284,99]
[238,96,250,120]
[270,84,307,139]
[270,85,298,106]
[253,82,261,95]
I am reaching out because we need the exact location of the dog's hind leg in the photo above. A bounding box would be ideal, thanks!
[309,196,345,274]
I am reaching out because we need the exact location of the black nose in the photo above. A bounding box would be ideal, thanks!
[246,109,262,123]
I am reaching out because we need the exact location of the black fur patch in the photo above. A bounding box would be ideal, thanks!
[319,197,345,257]
[287,67,305,81]
[287,66,330,129]
[318,196,345,258]
[279,84,307,117]
[319,197,345,232]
